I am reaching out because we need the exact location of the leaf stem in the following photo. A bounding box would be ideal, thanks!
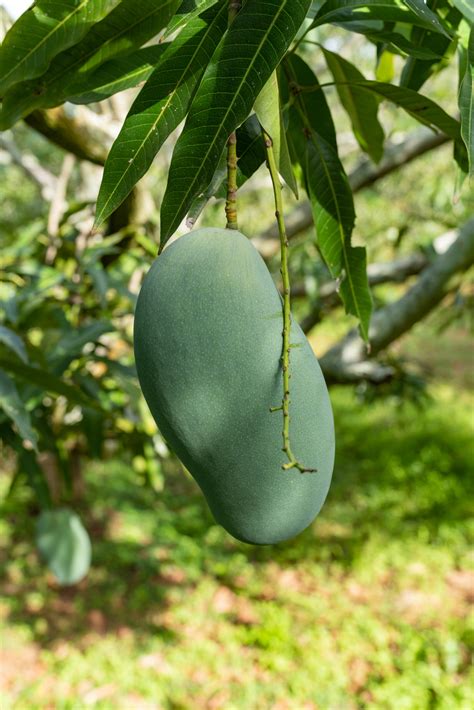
[263,130,317,474]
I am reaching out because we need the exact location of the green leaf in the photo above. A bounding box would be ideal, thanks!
[342,80,461,140]
[0,0,181,128]
[0,0,122,95]
[164,0,220,37]
[95,2,228,227]
[311,0,448,31]
[452,0,474,24]
[285,58,372,340]
[0,358,102,410]
[160,0,312,245]
[402,0,451,37]
[0,370,38,448]
[69,44,168,104]
[0,325,28,363]
[254,71,298,197]
[321,47,385,163]
[459,27,473,176]
[36,508,91,585]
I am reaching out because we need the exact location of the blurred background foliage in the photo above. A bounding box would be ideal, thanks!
[0,9,473,710]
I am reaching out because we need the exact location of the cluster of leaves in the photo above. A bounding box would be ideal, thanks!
[0,204,164,581]
[0,0,471,341]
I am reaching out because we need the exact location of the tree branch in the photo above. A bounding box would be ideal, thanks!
[254,128,450,257]
[319,218,474,384]
[0,132,56,199]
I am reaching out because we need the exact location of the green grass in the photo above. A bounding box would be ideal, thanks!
[1,384,473,709]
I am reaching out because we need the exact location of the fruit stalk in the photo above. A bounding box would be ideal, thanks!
[263,131,317,474]
[225,0,241,231]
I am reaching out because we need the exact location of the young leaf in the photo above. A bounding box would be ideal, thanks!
[69,44,168,104]
[0,0,121,95]
[254,71,298,197]
[0,0,181,129]
[321,47,385,163]
[36,508,91,585]
[160,0,312,245]
[0,371,38,449]
[95,2,228,228]
[459,27,473,175]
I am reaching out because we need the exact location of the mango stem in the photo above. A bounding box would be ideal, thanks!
[263,130,317,475]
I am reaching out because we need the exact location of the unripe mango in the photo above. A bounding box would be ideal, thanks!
[134,228,334,544]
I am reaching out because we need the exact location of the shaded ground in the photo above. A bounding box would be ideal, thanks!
[1,381,473,709]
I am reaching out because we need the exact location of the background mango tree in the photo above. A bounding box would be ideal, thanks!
[0,0,472,582]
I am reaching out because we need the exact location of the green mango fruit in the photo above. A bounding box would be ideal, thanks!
[134,228,334,544]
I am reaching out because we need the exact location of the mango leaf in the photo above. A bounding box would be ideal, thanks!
[459,27,473,175]
[0,357,103,410]
[400,3,462,90]
[0,0,180,129]
[321,47,385,163]
[164,0,220,37]
[0,325,28,363]
[69,44,167,104]
[0,371,38,449]
[330,20,447,59]
[36,508,91,585]
[284,59,372,341]
[452,0,474,24]
[0,0,121,95]
[160,0,312,245]
[254,71,298,197]
[402,0,450,37]
[311,0,448,32]
[95,2,228,227]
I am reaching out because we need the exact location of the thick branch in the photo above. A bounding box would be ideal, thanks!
[319,218,474,384]
[25,107,112,166]
[255,128,449,257]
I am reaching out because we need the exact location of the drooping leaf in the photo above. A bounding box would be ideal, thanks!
[0,358,102,410]
[160,0,312,245]
[402,0,450,37]
[254,71,298,197]
[332,20,448,59]
[311,0,449,32]
[0,0,121,95]
[69,44,168,104]
[0,0,181,128]
[36,508,91,585]
[400,2,462,90]
[0,370,38,448]
[321,47,385,163]
[459,27,473,175]
[284,58,372,341]
[95,2,228,227]
[0,325,28,363]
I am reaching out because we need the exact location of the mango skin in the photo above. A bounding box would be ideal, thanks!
[134,228,335,544]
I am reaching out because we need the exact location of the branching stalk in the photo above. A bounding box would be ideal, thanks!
[263,130,317,474]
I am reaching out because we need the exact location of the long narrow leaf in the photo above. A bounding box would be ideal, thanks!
[0,0,121,95]
[160,0,312,245]
[95,2,228,227]
[0,0,180,129]
[69,44,168,104]
[321,47,385,163]
[311,0,448,32]
[459,27,473,175]
[452,0,474,24]
[402,0,450,37]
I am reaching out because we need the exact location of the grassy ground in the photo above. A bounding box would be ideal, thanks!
[1,364,473,708]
